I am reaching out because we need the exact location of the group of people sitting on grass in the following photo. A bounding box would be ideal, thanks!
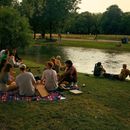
[0,49,78,96]
[0,48,130,97]
[94,62,130,80]
[0,49,22,69]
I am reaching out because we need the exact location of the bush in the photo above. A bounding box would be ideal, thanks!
[0,7,32,49]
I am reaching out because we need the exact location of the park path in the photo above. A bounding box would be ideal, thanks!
[62,38,120,43]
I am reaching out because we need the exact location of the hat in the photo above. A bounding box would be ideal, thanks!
[19,64,26,69]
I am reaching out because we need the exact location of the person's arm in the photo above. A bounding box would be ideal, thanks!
[129,70,130,77]
[101,65,106,73]
[30,73,36,85]
[15,53,21,61]
[41,71,46,84]
[53,70,58,82]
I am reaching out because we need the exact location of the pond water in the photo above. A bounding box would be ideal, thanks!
[21,45,130,79]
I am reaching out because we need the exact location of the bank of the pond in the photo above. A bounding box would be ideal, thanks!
[38,34,130,41]
[35,39,130,52]
[0,60,130,130]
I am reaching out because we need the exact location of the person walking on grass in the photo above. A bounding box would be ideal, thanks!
[58,33,62,44]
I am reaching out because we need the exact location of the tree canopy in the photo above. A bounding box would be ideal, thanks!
[18,0,81,39]
[0,7,32,49]
[0,1,130,48]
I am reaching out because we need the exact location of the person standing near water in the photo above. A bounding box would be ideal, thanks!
[58,33,62,44]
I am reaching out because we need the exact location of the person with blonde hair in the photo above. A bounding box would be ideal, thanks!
[55,55,62,73]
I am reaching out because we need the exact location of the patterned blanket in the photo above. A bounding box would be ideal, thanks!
[0,91,64,102]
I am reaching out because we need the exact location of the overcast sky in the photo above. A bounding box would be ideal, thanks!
[18,0,130,13]
[79,0,130,13]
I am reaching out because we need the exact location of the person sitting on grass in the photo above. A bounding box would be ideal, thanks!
[118,64,130,80]
[8,52,22,67]
[94,62,106,77]
[13,48,22,62]
[0,49,9,63]
[50,57,60,73]
[16,64,36,96]
[0,59,7,72]
[104,64,130,81]
[59,60,78,87]
[0,63,16,91]
[41,62,58,92]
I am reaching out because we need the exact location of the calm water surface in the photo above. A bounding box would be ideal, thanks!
[21,46,130,79]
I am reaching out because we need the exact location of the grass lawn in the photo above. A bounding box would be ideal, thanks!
[35,39,130,52]
[0,60,130,130]
[42,34,130,41]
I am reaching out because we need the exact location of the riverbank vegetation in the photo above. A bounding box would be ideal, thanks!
[35,39,130,52]
[44,34,130,41]
[0,60,130,130]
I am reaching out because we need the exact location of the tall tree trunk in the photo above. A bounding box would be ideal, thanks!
[34,32,36,39]
[49,22,52,40]
[41,32,45,39]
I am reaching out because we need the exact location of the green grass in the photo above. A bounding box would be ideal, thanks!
[35,39,130,52]
[0,60,130,130]
[44,34,130,41]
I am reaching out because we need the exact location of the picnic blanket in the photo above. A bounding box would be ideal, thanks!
[0,90,65,102]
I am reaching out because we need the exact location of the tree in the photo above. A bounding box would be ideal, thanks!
[63,12,78,33]
[19,0,45,39]
[0,7,32,49]
[121,12,130,35]
[91,13,102,39]
[0,0,19,7]
[0,0,13,6]
[101,5,123,34]
[43,0,81,39]
[64,12,94,34]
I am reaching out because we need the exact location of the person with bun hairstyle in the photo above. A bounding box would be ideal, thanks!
[41,62,58,92]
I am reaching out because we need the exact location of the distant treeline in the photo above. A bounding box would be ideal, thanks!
[0,0,130,41]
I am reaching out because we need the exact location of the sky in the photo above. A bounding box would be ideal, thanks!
[18,0,129,13]
[78,0,130,13]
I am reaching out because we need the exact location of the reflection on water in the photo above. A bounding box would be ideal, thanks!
[21,46,130,79]
[21,45,67,64]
